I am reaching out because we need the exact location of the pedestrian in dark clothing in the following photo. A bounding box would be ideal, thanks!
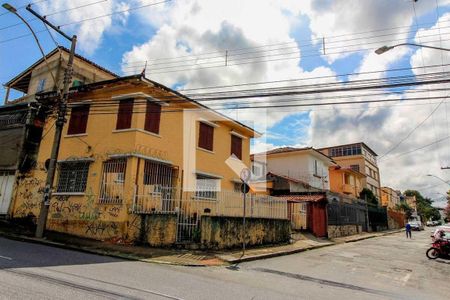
[406,223,412,238]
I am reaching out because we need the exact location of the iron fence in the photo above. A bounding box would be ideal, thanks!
[132,186,288,220]
[327,200,367,228]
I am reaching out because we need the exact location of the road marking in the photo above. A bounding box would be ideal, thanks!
[0,255,12,260]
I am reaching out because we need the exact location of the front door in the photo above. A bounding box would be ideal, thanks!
[0,171,15,214]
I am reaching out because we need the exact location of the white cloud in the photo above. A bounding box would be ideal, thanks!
[37,0,131,54]
[121,0,450,199]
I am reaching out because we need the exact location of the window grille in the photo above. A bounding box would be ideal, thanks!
[195,175,219,200]
[56,161,90,193]
[99,158,127,204]
[143,160,177,192]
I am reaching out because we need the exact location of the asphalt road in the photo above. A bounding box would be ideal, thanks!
[0,229,448,300]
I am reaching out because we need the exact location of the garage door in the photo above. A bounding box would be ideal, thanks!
[0,171,15,214]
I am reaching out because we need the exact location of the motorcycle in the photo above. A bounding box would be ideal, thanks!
[426,239,450,259]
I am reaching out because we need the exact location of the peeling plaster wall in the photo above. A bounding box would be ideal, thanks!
[327,225,363,238]
[200,216,290,249]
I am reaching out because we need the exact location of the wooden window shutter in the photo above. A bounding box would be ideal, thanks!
[231,135,242,159]
[67,105,90,135]
[144,101,161,134]
[198,122,214,151]
[116,99,134,130]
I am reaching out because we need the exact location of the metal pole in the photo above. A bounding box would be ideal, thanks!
[36,35,77,238]
[243,189,246,256]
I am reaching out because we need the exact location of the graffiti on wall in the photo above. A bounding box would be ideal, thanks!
[14,177,45,217]
[85,221,119,238]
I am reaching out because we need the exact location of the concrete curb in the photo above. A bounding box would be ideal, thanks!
[221,230,405,264]
[336,229,404,244]
[220,243,334,264]
[0,231,210,267]
[0,229,405,266]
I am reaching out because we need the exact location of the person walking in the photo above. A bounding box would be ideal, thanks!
[405,223,412,239]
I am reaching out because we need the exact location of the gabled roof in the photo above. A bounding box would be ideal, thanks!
[253,146,335,163]
[4,46,118,88]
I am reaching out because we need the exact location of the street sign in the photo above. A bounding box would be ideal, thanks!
[241,182,250,194]
[240,168,251,183]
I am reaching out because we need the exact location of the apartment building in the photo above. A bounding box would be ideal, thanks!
[319,142,382,199]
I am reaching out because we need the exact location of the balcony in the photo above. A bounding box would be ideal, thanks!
[342,184,356,195]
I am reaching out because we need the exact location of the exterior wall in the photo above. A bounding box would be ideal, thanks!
[200,216,290,249]
[27,52,115,96]
[327,225,362,238]
[381,187,401,209]
[324,155,381,199]
[387,209,405,229]
[405,195,417,211]
[10,81,255,243]
[263,152,331,190]
[328,168,363,198]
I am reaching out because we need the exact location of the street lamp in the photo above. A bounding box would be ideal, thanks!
[375,43,450,55]
[426,174,450,186]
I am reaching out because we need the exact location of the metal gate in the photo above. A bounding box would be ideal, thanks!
[0,171,15,214]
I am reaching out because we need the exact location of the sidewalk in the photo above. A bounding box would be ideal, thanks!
[217,229,404,264]
[0,222,403,266]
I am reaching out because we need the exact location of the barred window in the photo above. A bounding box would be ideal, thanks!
[56,161,90,193]
[195,174,219,200]
[99,158,127,204]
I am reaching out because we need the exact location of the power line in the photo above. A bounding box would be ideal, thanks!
[0,0,109,31]
[379,99,446,159]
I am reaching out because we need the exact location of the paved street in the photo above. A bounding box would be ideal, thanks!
[0,230,449,300]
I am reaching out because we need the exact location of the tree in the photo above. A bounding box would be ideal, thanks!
[359,188,378,205]
[404,190,442,222]
[396,202,413,219]
[445,190,450,222]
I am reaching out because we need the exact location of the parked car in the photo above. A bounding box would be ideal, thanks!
[426,220,434,226]
[409,221,424,231]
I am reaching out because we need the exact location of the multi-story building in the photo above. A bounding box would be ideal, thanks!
[319,142,382,200]
[405,195,417,211]
[3,46,117,104]
[381,187,401,209]
[252,147,336,192]
[3,49,262,245]
[328,166,365,199]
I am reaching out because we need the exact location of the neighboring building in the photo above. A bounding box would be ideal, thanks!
[0,102,45,215]
[328,166,365,199]
[319,142,382,200]
[252,147,335,191]
[3,46,117,104]
[8,73,261,244]
[381,187,401,209]
[0,47,118,217]
[405,195,417,211]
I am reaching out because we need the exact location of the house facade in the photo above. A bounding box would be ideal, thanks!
[4,47,117,104]
[381,187,401,209]
[252,147,335,191]
[328,166,365,199]
[319,142,382,200]
[8,74,269,244]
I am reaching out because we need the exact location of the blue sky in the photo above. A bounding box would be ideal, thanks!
[1,0,450,201]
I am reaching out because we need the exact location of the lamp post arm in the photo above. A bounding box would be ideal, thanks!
[10,10,57,87]
[394,43,450,52]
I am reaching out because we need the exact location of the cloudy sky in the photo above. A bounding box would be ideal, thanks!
[1,0,450,206]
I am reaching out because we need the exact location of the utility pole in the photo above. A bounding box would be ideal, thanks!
[23,5,77,238]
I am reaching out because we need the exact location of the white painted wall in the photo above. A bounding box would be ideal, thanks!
[264,151,331,190]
